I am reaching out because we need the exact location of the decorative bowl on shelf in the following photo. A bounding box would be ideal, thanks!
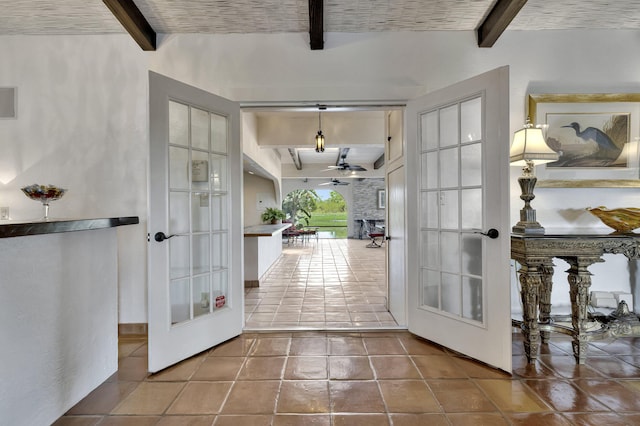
[21,184,67,220]
[587,206,640,233]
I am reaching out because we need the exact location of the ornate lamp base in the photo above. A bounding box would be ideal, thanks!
[512,162,545,235]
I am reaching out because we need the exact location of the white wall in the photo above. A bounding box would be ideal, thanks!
[0,229,119,426]
[2,30,640,325]
[0,35,149,323]
[244,172,278,226]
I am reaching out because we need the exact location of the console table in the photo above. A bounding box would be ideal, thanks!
[511,231,640,364]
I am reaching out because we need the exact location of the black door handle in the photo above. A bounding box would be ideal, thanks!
[475,228,499,239]
[154,232,176,242]
[385,236,391,241]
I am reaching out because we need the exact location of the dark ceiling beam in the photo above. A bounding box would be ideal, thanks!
[374,153,385,170]
[337,147,349,166]
[309,0,324,50]
[103,0,156,51]
[476,0,527,48]
[288,148,303,170]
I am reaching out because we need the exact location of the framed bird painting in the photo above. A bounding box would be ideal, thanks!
[528,93,640,187]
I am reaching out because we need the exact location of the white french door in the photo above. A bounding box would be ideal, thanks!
[148,72,243,373]
[406,67,512,372]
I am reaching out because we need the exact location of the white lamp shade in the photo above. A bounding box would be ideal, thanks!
[509,126,559,166]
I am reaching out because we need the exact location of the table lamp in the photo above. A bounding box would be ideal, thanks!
[510,119,559,234]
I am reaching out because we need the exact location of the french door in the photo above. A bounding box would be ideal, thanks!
[148,72,243,373]
[406,67,512,371]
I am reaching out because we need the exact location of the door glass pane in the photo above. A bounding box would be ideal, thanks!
[193,275,211,318]
[169,101,188,147]
[192,150,210,191]
[422,269,439,308]
[169,235,189,280]
[440,232,460,273]
[440,190,459,230]
[192,193,210,232]
[461,234,482,276]
[211,113,227,153]
[169,147,189,189]
[421,191,438,228]
[212,232,228,269]
[441,273,461,315]
[192,234,210,276]
[211,194,227,231]
[422,111,439,151]
[462,276,483,321]
[461,188,482,230]
[191,107,210,151]
[169,192,189,234]
[421,230,439,269]
[461,143,482,186]
[439,147,458,188]
[425,152,438,190]
[210,154,227,191]
[461,97,482,142]
[212,270,228,309]
[170,278,190,324]
[440,105,458,147]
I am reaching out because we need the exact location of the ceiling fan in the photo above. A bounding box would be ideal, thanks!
[319,178,350,186]
[324,150,367,172]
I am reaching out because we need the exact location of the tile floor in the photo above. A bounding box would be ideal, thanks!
[55,331,640,425]
[54,238,640,425]
[244,239,395,329]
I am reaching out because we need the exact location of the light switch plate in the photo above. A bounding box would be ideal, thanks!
[1,207,9,220]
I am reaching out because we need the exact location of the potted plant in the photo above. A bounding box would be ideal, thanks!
[261,207,286,224]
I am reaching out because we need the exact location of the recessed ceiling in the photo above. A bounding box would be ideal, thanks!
[2,0,638,35]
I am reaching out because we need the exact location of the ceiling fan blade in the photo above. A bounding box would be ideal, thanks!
[346,164,367,171]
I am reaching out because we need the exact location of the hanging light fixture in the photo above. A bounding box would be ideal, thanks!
[315,110,325,153]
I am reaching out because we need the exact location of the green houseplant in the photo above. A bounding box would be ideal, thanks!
[261,207,286,224]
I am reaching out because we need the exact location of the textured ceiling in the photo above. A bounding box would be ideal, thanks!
[2,0,639,35]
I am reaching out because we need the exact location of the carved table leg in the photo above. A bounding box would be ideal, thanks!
[517,262,543,363]
[538,259,555,344]
[564,256,602,364]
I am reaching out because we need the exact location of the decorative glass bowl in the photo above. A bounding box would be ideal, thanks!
[587,206,640,233]
[21,184,67,220]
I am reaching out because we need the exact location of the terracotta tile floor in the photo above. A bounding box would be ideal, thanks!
[245,239,395,329]
[54,238,640,424]
[55,331,640,425]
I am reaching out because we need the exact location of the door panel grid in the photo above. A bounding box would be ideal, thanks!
[168,100,229,325]
[419,96,484,324]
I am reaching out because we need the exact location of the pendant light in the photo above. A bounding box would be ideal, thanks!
[315,110,325,152]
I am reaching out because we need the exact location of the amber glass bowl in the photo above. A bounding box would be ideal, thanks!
[587,206,640,233]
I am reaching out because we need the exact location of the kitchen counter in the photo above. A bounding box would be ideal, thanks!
[244,223,291,287]
[0,215,139,425]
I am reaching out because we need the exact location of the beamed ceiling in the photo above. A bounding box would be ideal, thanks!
[2,0,640,51]
[5,0,639,178]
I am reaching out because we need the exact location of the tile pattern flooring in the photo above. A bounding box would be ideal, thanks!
[55,331,640,425]
[245,239,395,329]
[54,238,640,425]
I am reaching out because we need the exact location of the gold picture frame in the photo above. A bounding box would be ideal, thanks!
[528,93,640,188]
